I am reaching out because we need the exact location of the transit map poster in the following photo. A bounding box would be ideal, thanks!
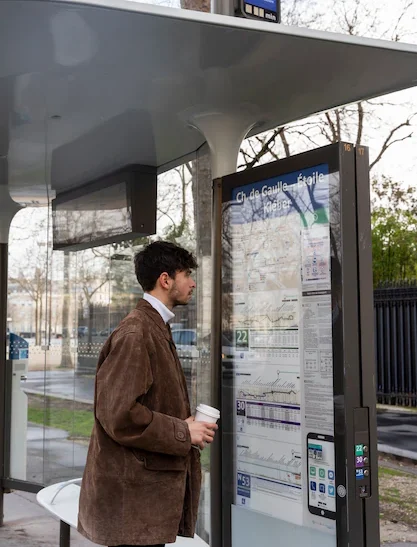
[222,164,337,538]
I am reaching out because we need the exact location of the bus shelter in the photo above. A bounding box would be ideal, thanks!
[1,1,417,546]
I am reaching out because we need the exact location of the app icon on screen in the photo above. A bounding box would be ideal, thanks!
[328,470,335,480]
[319,468,326,479]
[310,466,316,476]
[310,481,317,491]
[328,485,335,497]
[319,484,326,494]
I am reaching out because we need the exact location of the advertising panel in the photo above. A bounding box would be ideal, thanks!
[222,163,337,542]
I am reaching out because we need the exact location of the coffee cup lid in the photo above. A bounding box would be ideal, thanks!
[196,404,220,419]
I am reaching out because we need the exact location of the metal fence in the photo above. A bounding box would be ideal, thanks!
[374,281,417,406]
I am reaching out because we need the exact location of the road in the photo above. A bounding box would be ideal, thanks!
[24,370,95,403]
[377,410,417,456]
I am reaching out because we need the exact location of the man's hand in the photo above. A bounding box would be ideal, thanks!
[186,416,218,450]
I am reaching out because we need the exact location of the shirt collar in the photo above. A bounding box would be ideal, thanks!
[143,293,175,324]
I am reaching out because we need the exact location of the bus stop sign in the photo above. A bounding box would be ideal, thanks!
[236,0,280,23]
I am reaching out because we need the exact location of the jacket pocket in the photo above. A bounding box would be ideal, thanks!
[132,449,187,471]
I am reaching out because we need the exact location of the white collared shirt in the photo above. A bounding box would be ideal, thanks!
[143,293,175,325]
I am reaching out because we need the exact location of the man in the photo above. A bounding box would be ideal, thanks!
[78,241,217,547]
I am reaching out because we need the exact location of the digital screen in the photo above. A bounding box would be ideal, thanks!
[249,0,276,12]
[242,0,278,22]
[308,439,336,513]
[53,182,133,249]
[52,166,156,250]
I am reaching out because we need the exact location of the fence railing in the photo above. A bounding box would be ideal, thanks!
[374,281,417,406]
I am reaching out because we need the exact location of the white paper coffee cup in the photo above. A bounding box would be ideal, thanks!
[195,403,220,424]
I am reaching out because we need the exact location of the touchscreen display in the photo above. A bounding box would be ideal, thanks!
[308,438,336,513]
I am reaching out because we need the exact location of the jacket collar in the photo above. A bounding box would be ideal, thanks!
[143,293,175,324]
[135,299,171,341]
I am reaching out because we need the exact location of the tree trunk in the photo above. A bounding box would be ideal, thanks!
[48,278,52,345]
[181,0,210,11]
[39,293,43,345]
[60,251,72,368]
[88,301,94,347]
[35,298,40,346]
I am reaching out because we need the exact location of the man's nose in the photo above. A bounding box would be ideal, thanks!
[190,277,196,288]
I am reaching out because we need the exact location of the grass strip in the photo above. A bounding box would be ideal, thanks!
[28,407,94,438]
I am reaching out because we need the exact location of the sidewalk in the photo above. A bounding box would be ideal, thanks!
[0,491,92,546]
[1,491,416,547]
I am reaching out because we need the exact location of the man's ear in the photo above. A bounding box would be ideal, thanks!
[158,271,171,290]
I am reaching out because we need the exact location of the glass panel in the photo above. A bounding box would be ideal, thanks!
[7,148,212,543]
[221,162,337,547]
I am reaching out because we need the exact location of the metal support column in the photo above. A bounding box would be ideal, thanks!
[0,243,7,526]
[0,157,22,526]
[188,110,257,547]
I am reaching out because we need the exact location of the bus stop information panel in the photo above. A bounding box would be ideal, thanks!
[219,143,378,547]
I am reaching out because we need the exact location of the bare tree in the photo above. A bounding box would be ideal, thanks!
[9,244,49,346]
[158,164,195,245]
[60,250,73,367]
[76,251,110,347]
[239,0,417,170]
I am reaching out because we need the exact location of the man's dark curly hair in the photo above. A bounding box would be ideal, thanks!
[134,241,198,292]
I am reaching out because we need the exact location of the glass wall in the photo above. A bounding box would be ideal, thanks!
[7,147,213,542]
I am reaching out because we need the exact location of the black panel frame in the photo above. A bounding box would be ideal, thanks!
[216,142,376,547]
[355,146,380,547]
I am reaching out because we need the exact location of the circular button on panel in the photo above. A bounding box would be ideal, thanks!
[364,469,369,477]
[337,485,347,498]
[363,445,369,453]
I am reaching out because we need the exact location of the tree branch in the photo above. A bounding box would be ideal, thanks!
[370,115,416,170]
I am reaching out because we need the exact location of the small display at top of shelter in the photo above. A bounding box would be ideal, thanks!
[239,0,280,23]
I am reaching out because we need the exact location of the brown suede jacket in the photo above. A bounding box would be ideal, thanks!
[78,299,201,546]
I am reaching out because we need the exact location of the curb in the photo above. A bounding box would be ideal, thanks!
[23,388,93,405]
[378,443,417,462]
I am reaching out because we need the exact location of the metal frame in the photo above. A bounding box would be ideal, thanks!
[0,243,8,525]
[215,142,378,547]
[336,143,364,546]
[211,178,224,547]
[1,478,42,494]
[355,147,380,547]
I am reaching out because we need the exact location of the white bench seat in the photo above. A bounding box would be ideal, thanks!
[37,479,208,546]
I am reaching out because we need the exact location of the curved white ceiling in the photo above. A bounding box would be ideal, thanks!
[2,0,417,201]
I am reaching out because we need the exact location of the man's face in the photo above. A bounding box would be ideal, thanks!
[168,269,196,307]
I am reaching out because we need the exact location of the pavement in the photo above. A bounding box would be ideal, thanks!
[24,370,95,405]
[26,425,88,485]
[0,491,92,546]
